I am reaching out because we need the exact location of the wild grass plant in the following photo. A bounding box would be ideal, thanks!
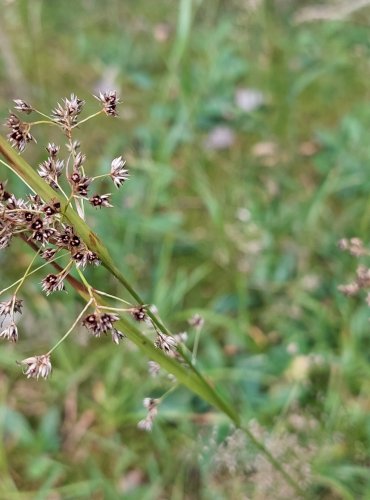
[1,0,370,499]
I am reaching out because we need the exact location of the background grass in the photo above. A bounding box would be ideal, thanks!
[1,0,370,498]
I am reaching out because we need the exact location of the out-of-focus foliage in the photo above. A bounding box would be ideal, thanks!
[1,0,370,498]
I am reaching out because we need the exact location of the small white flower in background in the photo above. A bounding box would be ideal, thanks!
[188,314,204,330]
[235,88,265,113]
[203,126,235,151]
[18,354,52,380]
[174,331,188,344]
[137,398,159,432]
[155,332,177,357]
[148,361,160,377]
[0,322,18,342]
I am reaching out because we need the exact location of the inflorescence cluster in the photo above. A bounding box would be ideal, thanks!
[1,92,183,414]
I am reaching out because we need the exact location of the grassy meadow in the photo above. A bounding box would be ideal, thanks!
[1,0,370,498]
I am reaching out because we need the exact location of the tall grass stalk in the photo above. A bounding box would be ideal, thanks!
[0,134,308,498]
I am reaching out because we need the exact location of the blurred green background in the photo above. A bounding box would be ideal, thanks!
[1,0,370,498]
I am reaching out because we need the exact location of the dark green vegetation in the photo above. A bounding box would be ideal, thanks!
[1,0,370,498]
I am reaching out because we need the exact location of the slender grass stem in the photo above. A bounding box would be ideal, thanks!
[73,111,102,128]
[33,109,54,121]
[94,289,132,305]
[29,120,59,127]
[14,247,42,295]
[47,299,93,355]
[0,253,66,296]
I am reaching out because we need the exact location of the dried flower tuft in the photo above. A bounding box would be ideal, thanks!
[82,311,119,337]
[0,322,18,342]
[338,237,368,257]
[89,194,113,208]
[94,90,120,117]
[188,313,204,329]
[51,94,85,131]
[137,398,159,431]
[6,113,35,152]
[19,354,52,379]
[13,99,33,114]
[131,305,147,322]
[148,361,160,377]
[111,328,125,344]
[41,273,66,295]
[110,156,129,188]
[155,332,177,357]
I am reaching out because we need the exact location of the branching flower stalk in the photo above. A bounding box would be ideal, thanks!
[0,95,308,498]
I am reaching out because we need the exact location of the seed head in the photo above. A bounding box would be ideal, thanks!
[188,313,204,329]
[89,194,113,208]
[40,248,58,261]
[137,398,159,432]
[82,311,119,336]
[155,332,177,357]
[51,94,85,130]
[46,143,60,157]
[0,297,23,319]
[111,328,125,344]
[0,322,18,342]
[69,172,91,197]
[37,157,64,189]
[148,361,160,377]
[110,156,129,188]
[41,273,65,295]
[13,99,33,114]
[19,354,52,379]
[94,90,120,117]
[0,181,11,201]
[6,113,35,152]
[72,248,100,268]
[131,306,147,322]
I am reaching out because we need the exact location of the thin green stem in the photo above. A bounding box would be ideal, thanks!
[29,120,59,127]
[72,110,102,128]
[0,253,66,296]
[91,174,109,181]
[98,306,130,312]
[14,247,42,295]
[33,109,54,121]
[75,267,96,303]
[192,325,202,364]
[158,383,178,403]
[47,299,93,355]
[94,289,132,306]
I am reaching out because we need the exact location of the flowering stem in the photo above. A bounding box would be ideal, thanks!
[29,120,59,127]
[0,133,307,500]
[75,267,96,303]
[158,383,178,403]
[47,299,93,355]
[91,174,109,181]
[73,111,103,128]
[14,247,42,295]
[33,109,54,121]
[94,289,132,306]
[0,253,66,296]
[97,306,130,312]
